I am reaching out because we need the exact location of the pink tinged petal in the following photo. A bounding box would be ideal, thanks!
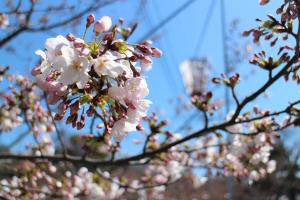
[46,35,70,50]
[111,119,136,141]
[35,50,47,60]
[73,38,85,48]
[93,16,112,33]
[52,56,68,70]
[80,47,90,56]
[57,67,79,85]
[127,100,152,123]
[137,99,152,113]
[45,37,59,52]
[151,48,162,58]
[140,61,152,71]
[104,62,125,78]
[78,57,91,72]
[60,46,77,63]
[125,77,149,99]
[47,81,64,92]
[39,61,52,74]
[124,98,137,109]
[94,57,122,78]
[108,87,126,100]
[76,73,90,89]
[119,120,137,132]
[47,92,61,105]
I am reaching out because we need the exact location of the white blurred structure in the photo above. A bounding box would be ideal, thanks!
[179,58,210,95]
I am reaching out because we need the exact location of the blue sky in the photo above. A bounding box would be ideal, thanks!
[0,0,299,152]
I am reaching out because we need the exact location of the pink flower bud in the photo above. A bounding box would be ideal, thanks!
[94,16,112,33]
[259,0,269,5]
[86,106,95,117]
[70,101,80,115]
[66,113,78,124]
[136,124,144,131]
[77,120,84,130]
[86,14,95,28]
[136,44,153,56]
[151,48,162,58]
[54,113,64,121]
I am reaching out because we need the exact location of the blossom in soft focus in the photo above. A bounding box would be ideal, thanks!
[225,111,243,133]
[111,119,137,141]
[34,134,55,156]
[267,160,276,173]
[224,121,278,183]
[126,99,152,123]
[166,161,185,182]
[0,13,9,29]
[0,106,23,132]
[94,16,112,33]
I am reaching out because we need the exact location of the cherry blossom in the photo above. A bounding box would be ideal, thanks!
[93,52,126,78]
[55,45,91,88]
[109,77,151,140]
[94,16,112,34]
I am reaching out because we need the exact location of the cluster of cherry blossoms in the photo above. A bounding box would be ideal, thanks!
[224,132,277,183]
[0,160,195,200]
[32,15,161,142]
[0,101,22,132]
[220,109,284,183]
[0,163,125,200]
[0,74,54,136]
